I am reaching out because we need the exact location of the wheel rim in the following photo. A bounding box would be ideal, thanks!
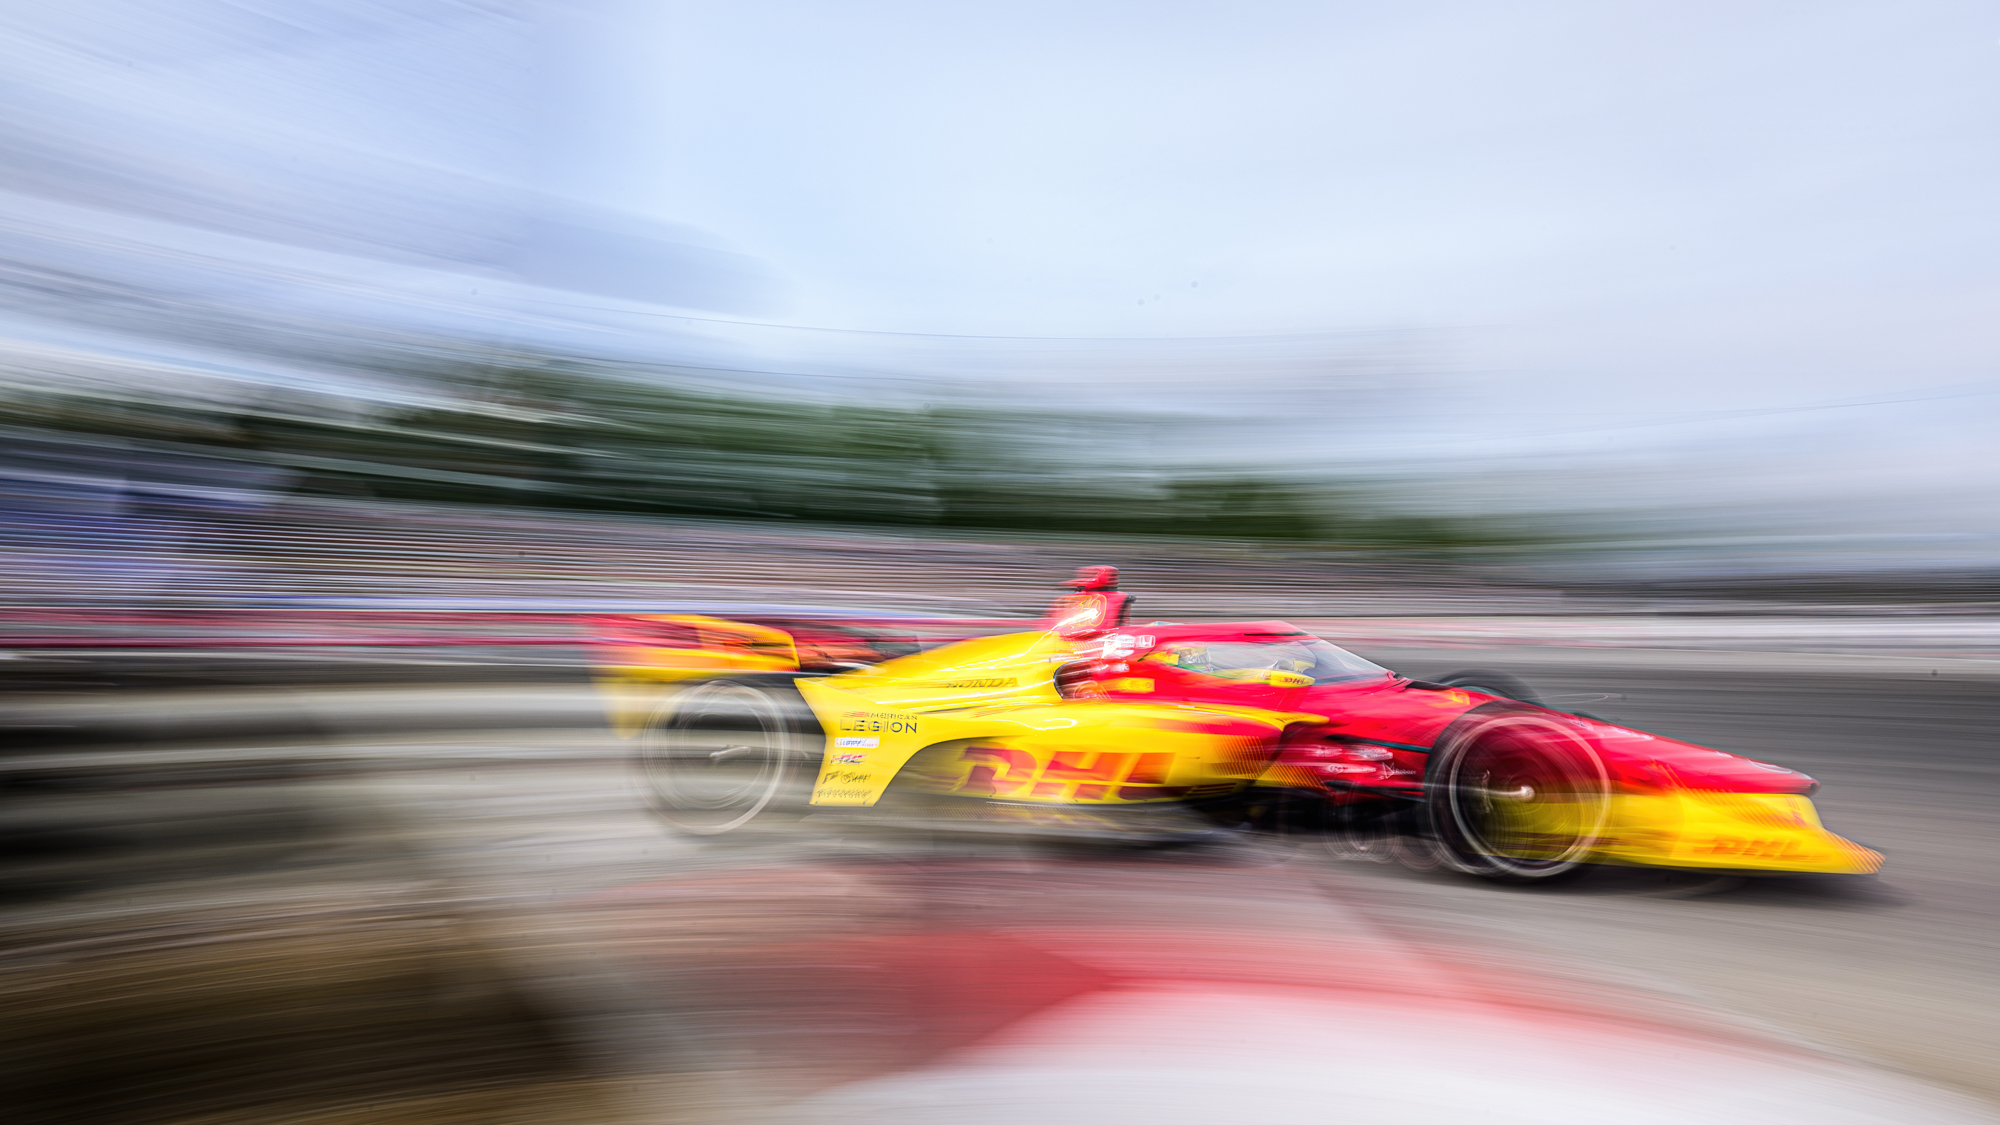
[1439,717,1606,879]
[640,682,792,835]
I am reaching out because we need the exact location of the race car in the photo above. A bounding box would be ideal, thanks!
[592,567,1882,882]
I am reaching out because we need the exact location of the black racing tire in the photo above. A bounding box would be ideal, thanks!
[1434,668,1540,705]
[1426,711,1607,883]
[1315,801,1400,864]
[637,677,821,836]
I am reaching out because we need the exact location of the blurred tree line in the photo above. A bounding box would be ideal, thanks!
[2,354,1521,546]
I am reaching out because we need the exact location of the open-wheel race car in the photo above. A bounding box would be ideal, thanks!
[590,568,1882,882]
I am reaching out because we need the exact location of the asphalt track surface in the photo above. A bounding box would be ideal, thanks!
[1353,648,2000,1106]
[5,647,1999,1122]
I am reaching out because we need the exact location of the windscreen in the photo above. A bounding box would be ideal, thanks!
[1144,635,1388,685]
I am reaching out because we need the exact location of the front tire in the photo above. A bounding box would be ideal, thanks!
[1434,669,1539,704]
[638,678,814,835]
[1427,712,1607,883]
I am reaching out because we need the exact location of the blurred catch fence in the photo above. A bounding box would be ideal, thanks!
[0,608,1032,656]
[0,494,1551,620]
[10,497,2000,676]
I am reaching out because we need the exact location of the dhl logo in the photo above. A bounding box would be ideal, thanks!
[952,746,1219,802]
[1694,836,1809,859]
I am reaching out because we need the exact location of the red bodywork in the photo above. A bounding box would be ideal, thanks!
[596,566,1872,874]
[1064,619,1821,804]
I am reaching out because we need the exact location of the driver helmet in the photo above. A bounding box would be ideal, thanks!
[1063,565,1120,591]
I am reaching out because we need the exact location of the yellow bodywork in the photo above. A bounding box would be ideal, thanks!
[1480,786,1880,874]
[1590,791,1883,874]
[795,631,1308,807]
[597,620,1881,873]
[596,615,799,737]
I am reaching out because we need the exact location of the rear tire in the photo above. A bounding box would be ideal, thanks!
[638,678,817,835]
[1427,712,1607,883]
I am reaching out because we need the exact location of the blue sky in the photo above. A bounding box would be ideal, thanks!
[542,0,2000,545]
[3,1,1999,552]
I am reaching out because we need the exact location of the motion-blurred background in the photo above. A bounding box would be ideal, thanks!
[5,3,2000,1124]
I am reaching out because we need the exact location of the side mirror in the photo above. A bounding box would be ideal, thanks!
[1260,670,1313,688]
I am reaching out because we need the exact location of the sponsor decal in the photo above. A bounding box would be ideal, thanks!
[837,711,917,734]
[922,677,1018,690]
[1099,634,1157,659]
[953,747,1180,799]
[1694,836,1807,859]
[832,752,867,764]
[833,737,878,749]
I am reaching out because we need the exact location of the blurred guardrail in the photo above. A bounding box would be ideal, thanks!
[0,605,1036,731]
[0,605,1032,650]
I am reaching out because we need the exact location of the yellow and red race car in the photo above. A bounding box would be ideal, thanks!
[591,568,1881,883]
